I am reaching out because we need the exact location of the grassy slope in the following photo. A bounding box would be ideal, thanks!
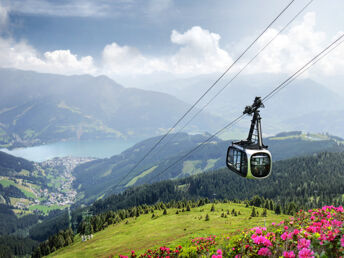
[50,203,287,257]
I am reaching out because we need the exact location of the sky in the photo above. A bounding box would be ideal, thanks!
[0,0,343,92]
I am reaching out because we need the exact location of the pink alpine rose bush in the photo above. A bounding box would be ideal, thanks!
[225,206,344,257]
[118,206,344,257]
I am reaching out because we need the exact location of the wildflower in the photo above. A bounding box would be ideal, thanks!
[253,235,272,247]
[341,235,344,247]
[283,251,295,258]
[217,249,222,255]
[257,247,271,256]
[297,238,311,250]
[281,232,288,241]
[298,248,314,258]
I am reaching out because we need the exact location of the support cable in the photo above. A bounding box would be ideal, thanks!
[117,0,296,185]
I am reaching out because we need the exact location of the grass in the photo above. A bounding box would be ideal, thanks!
[126,166,158,187]
[13,209,33,217]
[0,178,36,199]
[29,204,67,215]
[204,159,220,171]
[182,160,202,176]
[10,197,30,206]
[0,178,14,187]
[18,169,30,176]
[49,203,287,258]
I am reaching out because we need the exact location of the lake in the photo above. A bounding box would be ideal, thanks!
[0,139,138,162]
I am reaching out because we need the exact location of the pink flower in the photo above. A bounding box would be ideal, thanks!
[253,235,272,247]
[341,235,344,247]
[297,238,311,250]
[298,248,314,258]
[281,232,288,241]
[283,251,295,258]
[217,249,223,255]
[257,247,271,256]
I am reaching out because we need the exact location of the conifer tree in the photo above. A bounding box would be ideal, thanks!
[250,207,256,217]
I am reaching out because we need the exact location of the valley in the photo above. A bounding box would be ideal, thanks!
[0,154,94,216]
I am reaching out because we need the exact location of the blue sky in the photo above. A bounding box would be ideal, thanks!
[0,0,343,91]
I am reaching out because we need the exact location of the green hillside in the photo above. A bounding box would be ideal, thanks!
[48,203,287,257]
[73,131,344,204]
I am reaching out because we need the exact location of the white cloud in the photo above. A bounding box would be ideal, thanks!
[102,42,167,74]
[243,12,344,77]
[101,26,233,76]
[0,13,343,80]
[169,26,232,74]
[0,37,96,75]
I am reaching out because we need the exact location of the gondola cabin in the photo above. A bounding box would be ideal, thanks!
[226,145,271,179]
[226,97,272,179]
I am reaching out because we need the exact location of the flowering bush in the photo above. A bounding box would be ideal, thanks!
[225,205,344,257]
[119,246,182,258]
[118,206,344,257]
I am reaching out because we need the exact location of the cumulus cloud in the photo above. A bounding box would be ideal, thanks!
[243,12,344,77]
[0,13,343,79]
[102,42,167,74]
[0,37,96,75]
[100,16,343,78]
[101,26,233,76]
[169,26,232,74]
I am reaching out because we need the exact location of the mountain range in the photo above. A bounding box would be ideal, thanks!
[0,68,222,148]
[135,73,344,137]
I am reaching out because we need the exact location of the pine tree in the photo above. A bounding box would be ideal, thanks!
[163,208,167,215]
[205,214,210,221]
[210,204,215,212]
[250,207,256,217]
[275,204,282,215]
[262,208,267,217]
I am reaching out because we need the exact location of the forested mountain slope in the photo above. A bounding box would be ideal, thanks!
[92,151,344,214]
[73,131,344,203]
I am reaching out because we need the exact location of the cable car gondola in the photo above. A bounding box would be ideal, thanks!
[226,97,272,179]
